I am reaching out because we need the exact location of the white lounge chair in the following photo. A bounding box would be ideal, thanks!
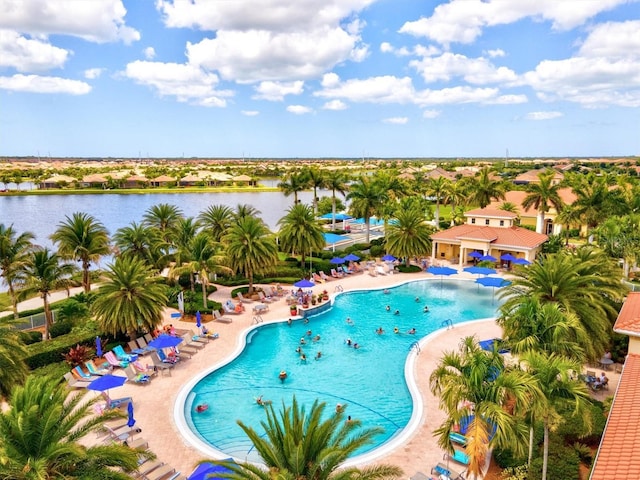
[214,310,233,324]
[258,292,274,303]
[237,292,253,303]
[63,372,91,389]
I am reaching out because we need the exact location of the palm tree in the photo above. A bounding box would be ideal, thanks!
[224,216,278,294]
[443,180,468,226]
[171,217,201,291]
[113,221,162,268]
[0,375,145,479]
[424,177,451,228]
[430,336,539,480]
[20,248,75,340]
[385,207,433,266]
[305,167,325,214]
[233,203,262,221]
[521,170,564,234]
[199,204,233,242]
[595,214,640,279]
[467,168,506,208]
[50,212,110,293]
[555,204,581,245]
[0,323,28,399]
[142,203,183,243]
[0,223,34,319]
[278,171,309,205]
[323,170,349,229]
[277,204,326,270]
[518,351,591,480]
[347,176,387,243]
[566,172,612,241]
[92,256,167,340]
[214,397,402,480]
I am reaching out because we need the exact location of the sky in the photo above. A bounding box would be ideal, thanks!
[0,0,639,159]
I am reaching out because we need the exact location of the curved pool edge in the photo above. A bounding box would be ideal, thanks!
[174,277,499,465]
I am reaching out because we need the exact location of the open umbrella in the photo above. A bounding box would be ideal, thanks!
[512,258,531,265]
[188,461,235,480]
[427,266,457,287]
[88,374,127,393]
[344,253,360,262]
[468,251,483,259]
[329,257,345,264]
[195,311,202,329]
[500,253,517,262]
[463,266,497,276]
[382,254,397,262]
[293,278,315,288]
[479,254,497,263]
[127,401,136,428]
[95,336,102,357]
[148,334,183,349]
[476,276,512,304]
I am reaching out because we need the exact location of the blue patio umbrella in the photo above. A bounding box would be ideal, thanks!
[479,254,497,262]
[324,232,350,252]
[95,336,102,357]
[476,276,511,304]
[319,212,352,221]
[512,257,531,265]
[88,374,127,392]
[329,257,345,264]
[382,254,397,262]
[500,253,517,262]
[468,251,483,259]
[188,461,235,480]
[344,253,360,261]
[148,334,184,350]
[127,401,136,428]
[195,311,202,328]
[463,266,497,276]
[427,265,457,287]
[293,278,315,288]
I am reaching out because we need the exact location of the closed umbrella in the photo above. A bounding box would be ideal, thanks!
[196,311,202,329]
[127,401,136,428]
[293,279,315,288]
[95,336,102,357]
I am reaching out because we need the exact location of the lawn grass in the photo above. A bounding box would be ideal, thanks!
[0,185,279,196]
[0,291,12,311]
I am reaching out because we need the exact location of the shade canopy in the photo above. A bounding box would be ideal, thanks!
[324,233,349,244]
[381,254,397,262]
[500,253,517,261]
[148,334,183,349]
[468,251,483,258]
[476,277,511,288]
[427,266,457,276]
[512,258,531,265]
[88,374,127,392]
[463,266,497,275]
[319,212,352,220]
[293,279,315,288]
[188,461,235,480]
[343,253,360,261]
[479,255,498,262]
[329,257,345,264]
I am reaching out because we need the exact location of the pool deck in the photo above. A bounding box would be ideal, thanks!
[83,269,528,477]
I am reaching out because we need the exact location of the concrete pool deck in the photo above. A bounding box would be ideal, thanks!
[85,269,511,477]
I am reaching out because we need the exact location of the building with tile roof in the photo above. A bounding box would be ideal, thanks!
[591,292,640,480]
[430,207,548,267]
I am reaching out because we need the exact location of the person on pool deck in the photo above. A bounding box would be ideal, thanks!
[376,327,384,334]
[423,305,429,313]
[408,327,416,334]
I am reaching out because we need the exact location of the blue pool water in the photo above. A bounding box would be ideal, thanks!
[183,279,500,461]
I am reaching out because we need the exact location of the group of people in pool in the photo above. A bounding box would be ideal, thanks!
[297,327,322,362]
[384,296,430,315]
[376,326,416,335]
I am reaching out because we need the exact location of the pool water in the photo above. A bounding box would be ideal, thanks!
[184,279,499,461]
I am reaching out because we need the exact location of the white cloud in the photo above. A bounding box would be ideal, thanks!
[0,30,69,72]
[525,111,563,120]
[84,68,104,79]
[322,99,347,110]
[399,0,630,46]
[578,20,640,59]
[0,74,91,94]
[321,73,341,88]
[123,60,234,107]
[241,110,260,116]
[422,109,441,119]
[253,80,304,101]
[379,41,411,57]
[485,94,528,104]
[415,86,499,106]
[383,117,408,124]
[286,105,313,114]
[409,52,517,85]
[486,48,505,58]
[143,47,156,60]
[0,0,140,44]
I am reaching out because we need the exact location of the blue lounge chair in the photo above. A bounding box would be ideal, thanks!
[73,365,100,381]
[113,345,138,362]
[449,432,467,446]
[444,449,470,465]
[85,360,111,376]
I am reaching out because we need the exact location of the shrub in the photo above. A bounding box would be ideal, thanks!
[397,265,421,273]
[352,243,370,250]
[370,238,385,246]
[572,442,593,465]
[494,447,528,469]
[57,299,90,324]
[24,331,98,369]
[499,465,528,480]
[19,330,43,345]
[530,437,580,480]
[231,286,250,298]
[63,344,93,367]
[50,320,73,338]
[370,245,384,257]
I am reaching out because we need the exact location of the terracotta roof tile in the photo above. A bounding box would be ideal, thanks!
[465,208,518,218]
[613,293,640,336]
[431,225,547,249]
[591,353,640,480]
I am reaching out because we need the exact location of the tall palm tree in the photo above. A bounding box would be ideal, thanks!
[443,180,468,226]
[278,171,309,205]
[424,177,451,228]
[518,351,591,480]
[113,221,162,268]
[233,203,262,221]
[385,207,433,266]
[142,203,183,243]
[214,397,402,480]
[198,204,233,242]
[92,256,167,340]
[555,204,581,245]
[347,176,387,244]
[0,375,145,479]
[467,168,506,208]
[50,212,110,293]
[305,167,325,214]
[171,217,201,291]
[430,336,539,480]
[323,170,349,229]
[0,323,28,399]
[224,216,278,294]
[566,172,611,241]
[521,170,564,234]
[20,248,75,340]
[277,204,326,270]
[0,223,34,319]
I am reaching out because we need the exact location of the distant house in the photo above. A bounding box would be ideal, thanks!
[81,173,108,188]
[232,174,255,186]
[430,207,548,267]
[123,175,149,189]
[179,174,201,187]
[424,167,457,181]
[40,174,77,189]
[150,175,176,187]
[512,169,564,185]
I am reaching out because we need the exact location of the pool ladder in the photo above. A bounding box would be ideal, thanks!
[253,315,263,324]
[410,341,421,354]
[334,285,344,292]
[441,318,454,330]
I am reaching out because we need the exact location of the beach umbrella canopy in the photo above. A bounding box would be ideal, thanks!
[476,276,511,288]
[148,334,183,349]
[293,279,315,288]
[329,257,345,264]
[344,253,360,261]
[512,258,531,265]
[95,336,102,357]
[427,266,457,276]
[468,251,483,259]
[319,213,352,221]
[324,233,349,244]
[463,266,497,276]
[479,254,497,262]
[195,311,202,328]
[127,401,136,428]
[500,253,517,262]
[188,461,235,480]
[88,374,127,392]
[382,254,397,262]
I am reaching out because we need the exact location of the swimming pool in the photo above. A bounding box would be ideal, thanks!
[176,279,500,463]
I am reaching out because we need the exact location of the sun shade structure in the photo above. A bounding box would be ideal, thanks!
[463,266,496,275]
[343,253,360,261]
[329,257,345,264]
[427,266,457,276]
[468,251,483,258]
[476,276,511,304]
[188,461,235,480]
[382,254,397,262]
[479,254,497,262]
[512,257,531,265]
[148,334,183,349]
[500,253,517,261]
[87,374,127,392]
[293,279,315,288]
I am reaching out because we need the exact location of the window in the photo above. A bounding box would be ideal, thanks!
[471,218,476,224]
[485,219,490,225]
[499,220,504,226]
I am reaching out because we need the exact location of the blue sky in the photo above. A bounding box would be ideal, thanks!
[0,0,638,159]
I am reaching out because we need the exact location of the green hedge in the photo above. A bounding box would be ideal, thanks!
[25,330,98,370]
[397,265,421,273]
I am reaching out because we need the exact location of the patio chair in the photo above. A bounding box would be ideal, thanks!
[330,268,343,278]
[72,365,100,381]
[101,391,132,410]
[188,329,209,344]
[150,352,174,375]
[104,351,129,369]
[181,333,205,350]
[312,272,325,283]
[85,359,111,376]
[127,340,149,357]
[319,271,332,281]
[449,432,467,446]
[137,336,156,353]
[258,291,274,303]
[63,372,91,389]
[214,310,233,324]
[237,292,253,303]
[444,449,470,465]
[146,464,178,480]
[431,462,464,480]
[131,360,158,377]
[124,365,151,385]
[113,345,138,362]
[223,299,243,314]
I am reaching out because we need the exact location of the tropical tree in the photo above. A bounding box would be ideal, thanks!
[92,256,167,340]
[323,170,349,229]
[170,217,201,290]
[521,170,564,234]
[385,207,433,266]
[0,223,34,319]
[304,167,325,214]
[113,221,162,268]
[347,176,387,243]
[199,204,233,242]
[518,351,591,480]
[555,204,581,245]
[467,168,506,208]
[214,397,402,480]
[224,216,278,294]
[278,171,309,205]
[142,203,183,243]
[430,336,539,480]
[0,375,145,479]
[20,248,75,340]
[566,172,612,241]
[424,176,451,228]
[50,212,110,293]
[277,204,326,270]
[443,180,468,226]
[0,323,28,399]
[595,214,640,279]
[233,203,262,221]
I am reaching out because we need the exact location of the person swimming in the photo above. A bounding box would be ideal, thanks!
[394,310,400,315]
[393,327,399,334]
[300,337,306,345]
[423,305,429,313]
[313,334,321,342]
[346,338,352,346]
[408,327,416,334]
[195,404,209,413]
[315,351,322,360]
[346,317,354,325]
[376,327,384,334]
[383,289,390,294]
[415,297,420,302]
[385,305,391,311]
